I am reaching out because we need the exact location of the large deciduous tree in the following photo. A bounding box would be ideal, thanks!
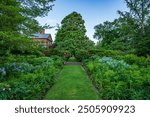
[124,0,150,55]
[94,0,150,56]
[124,0,150,36]
[94,13,137,52]
[55,12,94,56]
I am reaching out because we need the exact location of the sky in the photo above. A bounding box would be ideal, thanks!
[37,0,128,43]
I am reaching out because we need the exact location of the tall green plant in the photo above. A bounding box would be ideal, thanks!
[55,12,94,56]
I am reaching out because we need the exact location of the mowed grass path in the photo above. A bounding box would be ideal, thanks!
[44,65,99,100]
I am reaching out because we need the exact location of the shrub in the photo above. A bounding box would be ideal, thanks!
[75,49,90,62]
[85,56,150,99]
[0,56,64,99]
[115,54,150,67]
[88,49,122,57]
[0,32,43,56]
[51,56,64,68]
[63,51,71,61]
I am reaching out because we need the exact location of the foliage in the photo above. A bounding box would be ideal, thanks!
[0,0,55,35]
[0,56,63,99]
[124,0,150,36]
[19,0,55,17]
[0,0,55,58]
[94,0,150,56]
[74,49,90,62]
[84,56,150,99]
[0,0,25,32]
[67,57,77,62]
[94,16,137,52]
[0,32,43,56]
[63,51,72,61]
[114,54,150,67]
[87,49,150,67]
[136,29,150,56]
[88,49,122,58]
[55,12,94,57]
[98,57,130,69]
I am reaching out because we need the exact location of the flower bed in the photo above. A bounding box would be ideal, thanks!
[0,56,63,99]
[84,56,150,99]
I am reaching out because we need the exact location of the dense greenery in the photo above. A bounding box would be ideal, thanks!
[0,56,63,99]
[0,0,150,100]
[94,0,150,56]
[0,0,61,100]
[55,12,94,59]
[0,0,55,57]
[90,1,150,99]
[0,0,55,34]
[0,32,43,56]
[84,56,150,99]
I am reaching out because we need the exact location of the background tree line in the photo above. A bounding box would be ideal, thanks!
[94,0,150,56]
[1,0,150,58]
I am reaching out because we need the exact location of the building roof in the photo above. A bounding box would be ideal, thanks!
[31,33,50,39]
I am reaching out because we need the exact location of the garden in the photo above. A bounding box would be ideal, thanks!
[0,0,150,100]
[82,50,150,99]
[0,55,63,99]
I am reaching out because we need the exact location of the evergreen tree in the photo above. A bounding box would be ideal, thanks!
[19,0,55,35]
[0,0,24,32]
[0,0,55,34]
[55,12,94,56]
[0,0,55,56]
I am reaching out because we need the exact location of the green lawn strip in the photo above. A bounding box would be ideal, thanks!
[44,65,99,100]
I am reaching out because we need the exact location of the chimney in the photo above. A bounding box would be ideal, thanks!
[40,28,45,34]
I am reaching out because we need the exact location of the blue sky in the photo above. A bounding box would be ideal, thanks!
[37,0,128,43]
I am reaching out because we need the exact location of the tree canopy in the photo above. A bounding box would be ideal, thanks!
[0,0,55,34]
[55,12,94,56]
[94,0,150,56]
[0,0,55,56]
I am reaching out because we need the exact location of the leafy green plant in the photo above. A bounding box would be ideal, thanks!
[0,56,63,99]
[114,54,150,67]
[75,49,89,62]
[85,56,150,100]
